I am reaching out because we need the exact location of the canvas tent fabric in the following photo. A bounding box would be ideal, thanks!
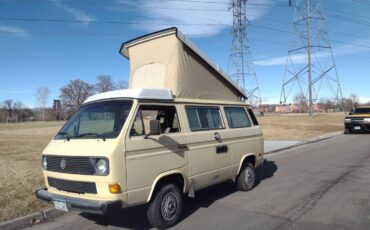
[120,27,246,102]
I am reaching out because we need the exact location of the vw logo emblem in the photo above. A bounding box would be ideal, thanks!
[60,159,67,170]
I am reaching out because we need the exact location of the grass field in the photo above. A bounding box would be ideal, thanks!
[0,112,346,222]
[0,121,65,222]
[259,112,345,140]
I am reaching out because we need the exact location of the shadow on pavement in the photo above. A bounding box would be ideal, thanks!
[80,160,278,229]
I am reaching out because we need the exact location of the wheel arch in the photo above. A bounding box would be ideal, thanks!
[236,153,256,176]
[147,170,187,203]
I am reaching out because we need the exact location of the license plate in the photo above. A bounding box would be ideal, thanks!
[354,126,361,130]
[53,200,69,212]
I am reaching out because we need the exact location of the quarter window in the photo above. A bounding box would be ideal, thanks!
[224,107,251,128]
[130,105,180,136]
[247,108,259,126]
[186,106,224,131]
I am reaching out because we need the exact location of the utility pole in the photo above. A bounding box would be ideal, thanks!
[281,0,346,116]
[228,0,261,107]
[306,0,313,116]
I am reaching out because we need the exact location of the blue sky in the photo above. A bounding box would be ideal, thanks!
[1,0,370,107]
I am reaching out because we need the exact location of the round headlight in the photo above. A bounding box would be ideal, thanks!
[42,156,47,170]
[95,159,108,175]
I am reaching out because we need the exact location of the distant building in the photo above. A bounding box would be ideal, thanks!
[52,100,63,120]
[260,103,321,113]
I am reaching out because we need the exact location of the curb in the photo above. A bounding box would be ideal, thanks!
[0,208,65,230]
[264,131,343,154]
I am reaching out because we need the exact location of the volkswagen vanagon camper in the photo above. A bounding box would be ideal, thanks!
[36,28,265,229]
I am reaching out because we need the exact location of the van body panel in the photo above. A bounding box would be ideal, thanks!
[124,102,189,204]
[38,96,264,213]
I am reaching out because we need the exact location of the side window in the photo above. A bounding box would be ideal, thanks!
[224,107,251,128]
[185,106,224,131]
[130,105,181,136]
[247,108,259,126]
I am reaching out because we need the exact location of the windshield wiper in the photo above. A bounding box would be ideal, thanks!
[76,133,106,141]
[57,132,71,141]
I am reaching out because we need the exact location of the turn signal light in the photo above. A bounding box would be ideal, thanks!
[109,184,122,194]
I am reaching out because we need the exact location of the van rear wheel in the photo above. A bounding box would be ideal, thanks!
[147,184,183,229]
[236,162,255,191]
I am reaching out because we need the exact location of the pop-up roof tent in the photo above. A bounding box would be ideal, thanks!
[119,27,247,102]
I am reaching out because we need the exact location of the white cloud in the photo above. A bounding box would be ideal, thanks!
[51,0,95,26]
[359,96,370,104]
[253,38,370,66]
[115,0,274,37]
[0,25,29,38]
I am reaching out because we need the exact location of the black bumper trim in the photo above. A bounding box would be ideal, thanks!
[35,188,122,215]
[345,124,370,132]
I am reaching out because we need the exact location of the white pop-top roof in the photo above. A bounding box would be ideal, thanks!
[84,88,174,104]
[120,27,247,99]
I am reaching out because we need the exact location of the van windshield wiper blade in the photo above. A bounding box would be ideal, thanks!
[76,133,106,141]
[57,132,71,141]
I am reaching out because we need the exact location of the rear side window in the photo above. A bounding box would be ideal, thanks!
[224,107,251,128]
[186,106,224,131]
[247,108,259,126]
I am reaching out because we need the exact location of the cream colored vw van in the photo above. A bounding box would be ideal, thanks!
[36,28,265,229]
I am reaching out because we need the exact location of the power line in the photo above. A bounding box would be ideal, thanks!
[2,30,370,60]
[0,0,287,8]
[0,17,226,26]
[1,15,369,50]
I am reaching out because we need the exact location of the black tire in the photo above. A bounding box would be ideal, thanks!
[147,184,183,229]
[344,128,351,134]
[236,162,256,191]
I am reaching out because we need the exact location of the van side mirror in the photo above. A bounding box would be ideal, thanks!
[144,119,160,138]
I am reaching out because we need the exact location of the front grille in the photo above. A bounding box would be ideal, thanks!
[48,177,97,194]
[351,118,364,121]
[46,156,95,175]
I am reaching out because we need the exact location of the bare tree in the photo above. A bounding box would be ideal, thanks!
[114,79,129,90]
[0,100,33,123]
[319,97,333,112]
[60,79,94,117]
[293,92,307,113]
[95,75,114,93]
[2,99,13,123]
[348,94,360,109]
[36,86,50,121]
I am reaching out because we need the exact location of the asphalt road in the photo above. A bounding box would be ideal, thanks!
[26,134,370,230]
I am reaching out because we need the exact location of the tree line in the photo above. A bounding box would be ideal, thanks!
[292,92,365,113]
[0,75,128,123]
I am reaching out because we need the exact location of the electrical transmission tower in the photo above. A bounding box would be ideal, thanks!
[228,0,261,107]
[280,0,345,116]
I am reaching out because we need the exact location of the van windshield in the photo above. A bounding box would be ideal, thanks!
[55,100,133,140]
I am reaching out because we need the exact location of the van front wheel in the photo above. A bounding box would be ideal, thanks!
[236,162,256,191]
[147,184,183,229]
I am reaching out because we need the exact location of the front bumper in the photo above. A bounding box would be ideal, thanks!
[35,188,122,215]
[345,123,370,132]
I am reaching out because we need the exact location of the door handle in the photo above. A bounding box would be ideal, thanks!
[177,144,188,150]
[214,132,221,141]
[216,145,228,154]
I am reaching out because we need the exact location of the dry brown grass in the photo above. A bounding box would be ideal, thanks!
[0,121,65,222]
[0,113,345,222]
[258,112,345,140]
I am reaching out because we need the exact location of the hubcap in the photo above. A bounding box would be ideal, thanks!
[161,192,179,221]
[244,167,254,186]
